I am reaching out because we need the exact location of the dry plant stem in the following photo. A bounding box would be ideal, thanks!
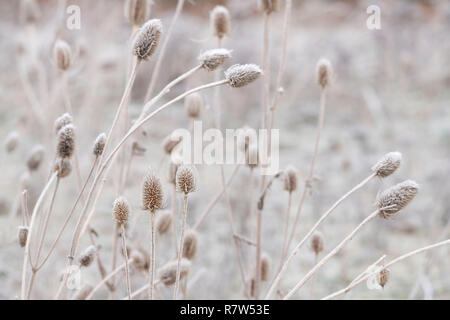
[280,191,293,264]
[265,172,376,299]
[246,168,255,277]
[124,280,161,300]
[172,184,179,256]
[144,0,186,101]
[322,239,450,300]
[121,224,132,300]
[110,222,119,299]
[20,191,30,300]
[149,211,156,300]
[283,209,380,300]
[174,194,188,300]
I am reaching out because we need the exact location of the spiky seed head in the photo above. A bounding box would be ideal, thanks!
[53,158,72,178]
[56,124,75,159]
[377,180,419,218]
[261,253,271,281]
[245,143,259,168]
[311,232,324,255]
[378,268,390,288]
[78,245,97,267]
[182,229,198,260]
[20,0,40,24]
[156,210,172,235]
[113,196,130,225]
[132,141,147,156]
[4,131,19,153]
[18,226,29,247]
[198,48,232,71]
[54,113,73,134]
[158,259,191,286]
[210,5,230,39]
[132,19,163,60]
[130,249,149,271]
[225,64,262,88]
[176,165,198,194]
[142,169,164,212]
[26,145,44,171]
[124,0,150,26]
[162,133,182,154]
[184,93,203,119]
[53,40,72,71]
[92,133,106,157]
[260,0,279,13]
[372,152,402,178]
[283,165,298,192]
[316,58,332,88]
[248,276,256,297]
[71,284,93,300]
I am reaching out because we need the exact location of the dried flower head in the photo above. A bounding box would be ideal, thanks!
[198,48,232,71]
[377,180,419,218]
[53,40,72,71]
[92,133,106,157]
[316,58,333,88]
[53,158,72,178]
[124,0,150,26]
[245,143,259,168]
[372,152,402,178]
[142,169,164,212]
[184,93,203,119]
[210,5,230,39]
[261,253,271,281]
[4,131,19,153]
[156,210,172,235]
[54,113,73,134]
[225,64,262,88]
[158,259,191,286]
[57,124,75,158]
[260,0,279,13]
[71,284,93,300]
[182,229,198,260]
[283,165,298,192]
[79,245,97,267]
[26,145,44,171]
[176,165,198,194]
[130,249,149,271]
[311,232,324,255]
[113,196,130,225]
[20,0,40,24]
[378,268,390,288]
[162,133,182,154]
[18,226,29,247]
[132,19,163,60]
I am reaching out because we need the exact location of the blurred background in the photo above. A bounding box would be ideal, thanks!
[0,0,449,299]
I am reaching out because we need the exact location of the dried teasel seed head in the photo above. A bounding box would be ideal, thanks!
[283,165,298,192]
[18,226,29,247]
[248,276,256,297]
[377,180,419,218]
[26,145,44,171]
[311,232,324,255]
[130,249,149,271]
[184,93,203,119]
[57,124,75,159]
[132,19,163,60]
[261,253,271,281]
[198,48,232,71]
[78,245,97,267]
[4,131,19,153]
[124,0,150,26]
[372,152,402,178]
[176,165,198,194]
[156,210,172,235]
[260,0,279,13]
[113,196,130,225]
[162,133,182,154]
[142,169,164,212]
[53,40,72,71]
[158,259,191,286]
[71,284,93,300]
[20,0,40,24]
[182,229,198,260]
[316,58,333,88]
[54,113,73,134]
[93,132,106,157]
[210,5,230,39]
[225,64,262,88]
[378,268,390,288]
[53,158,72,178]
[245,143,259,168]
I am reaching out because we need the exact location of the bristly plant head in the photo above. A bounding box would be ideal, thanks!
[377,180,419,218]
[4,131,19,153]
[283,165,298,192]
[158,259,191,286]
[225,64,263,88]
[54,113,73,134]
[53,40,72,71]
[113,196,130,225]
[93,132,107,157]
[316,58,333,88]
[184,93,203,119]
[311,232,324,255]
[182,229,198,260]
[54,158,72,178]
[378,268,390,288]
[56,124,75,159]
[162,133,182,154]
[133,19,163,60]
[124,0,151,26]
[176,165,198,195]
[210,5,230,39]
[78,245,97,267]
[156,210,172,235]
[372,152,402,178]
[142,168,165,212]
[26,144,45,171]
[260,0,279,14]
[198,48,232,71]
[261,253,271,281]
[18,226,29,248]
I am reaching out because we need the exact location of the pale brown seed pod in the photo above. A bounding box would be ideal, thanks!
[78,245,97,267]
[248,276,256,297]
[210,5,230,39]
[130,249,149,271]
[316,58,333,88]
[198,48,232,72]
[378,268,390,288]
[176,165,198,194]
[132,19,163,60]
[182,229,198,260]
[184,93,203,119]
[4,131,19,153]
[283,165,298,192]
[18,226,29,247]
[377,180,419,218]
[53,40,72,71]
[142,169,164,212]
[20,0,40,24]
[53,158,72,178]
[26,145,44,171]
[93,133,106,157]
[260,0,279,13]
[372,152,402,178]
[225,64,263,88]
[71,284,93,300]
[158,259,191,286]
[54,113,73,134]
[113,196,130,225]
[162,133,182,154]
[57,124,75,159]
[261,253,271,281]
[124,0,150,26]
[156,210,172,235]
[311,232,324,255]
[245,143,259,168]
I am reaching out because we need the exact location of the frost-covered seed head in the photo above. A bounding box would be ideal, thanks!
[377,180,419,218]
[225,64,262,88]
[372,152,402,178]
[132,19,162,60]
[198,48,232,71]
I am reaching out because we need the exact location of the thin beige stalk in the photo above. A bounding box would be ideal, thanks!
[121,224,132,300]
[174,194,188,300]
[280,191,293,264]
[110,222,119,299]
[149,211,156,300]
[124,279,161,300]
[172,184,179,255]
